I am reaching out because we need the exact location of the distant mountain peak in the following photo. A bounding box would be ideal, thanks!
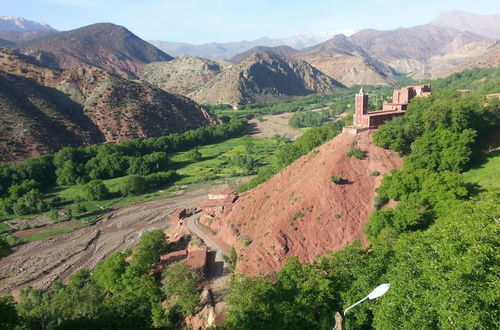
[0,16,55,32]
[19,22,173,78]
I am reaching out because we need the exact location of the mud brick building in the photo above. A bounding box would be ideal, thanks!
[347,85,431,132]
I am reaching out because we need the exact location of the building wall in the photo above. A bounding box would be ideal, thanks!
[368,112,405,127]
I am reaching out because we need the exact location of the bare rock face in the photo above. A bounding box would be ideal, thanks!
[210,130,402,275]
[18,23,173,79]
[296,34,396,86]
[0,49,218,162]
[192,50,345,107]
[419,40,500,79]
[139,56,225,96]
[349,24,486,75]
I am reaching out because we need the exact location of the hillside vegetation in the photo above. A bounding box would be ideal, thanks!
[221,89,499,329]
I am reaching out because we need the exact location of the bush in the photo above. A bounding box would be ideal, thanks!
[120,175,149,196]
[83,180,109,201]
[330,176,342,184]
[371,171,381,177]
[346,147,366,160]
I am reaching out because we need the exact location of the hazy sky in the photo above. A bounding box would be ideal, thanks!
[3,0,500,43]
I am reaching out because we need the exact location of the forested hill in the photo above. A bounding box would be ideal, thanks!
[425,66,500,93]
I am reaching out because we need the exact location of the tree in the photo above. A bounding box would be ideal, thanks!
[93,252,129,293]
[120,175,149,196]
[163,261,200,316]
[0,295,17,329]
[129,230,168,274]
[372,191,500,329]
[83,180,109,201]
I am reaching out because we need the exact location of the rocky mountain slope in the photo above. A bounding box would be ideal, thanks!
[349,25,485,75]
[0,49,217,162]
[296,34,396,86]
[0,30,57,43]
[412,39,500,79]
[209,130,402,274]
[0,38,15,48]
[18,23,173,78]
[139,56,225,96]
[431,10,500,39]
[229,45,300,64]
[0,16,55,32]
[191,50,344,106]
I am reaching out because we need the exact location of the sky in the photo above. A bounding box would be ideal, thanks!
[2,0,500,44]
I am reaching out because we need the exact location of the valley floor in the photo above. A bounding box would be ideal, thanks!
[0,180,237,298]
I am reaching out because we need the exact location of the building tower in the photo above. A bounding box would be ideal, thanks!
[354,88,368,126]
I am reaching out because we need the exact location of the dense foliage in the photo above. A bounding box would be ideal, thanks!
[223,89,500,329]
[288,109,332,128]
[0,118,247,216]
[427,67,500,94]
[7,230,202,329]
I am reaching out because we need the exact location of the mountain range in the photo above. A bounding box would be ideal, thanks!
[431,10,500,39]
[0,10,498,159]
[0,16,55,32]
[0,48,217,162]
[17,23,173,79]
[149,27,362,60]
[191,50,344,106]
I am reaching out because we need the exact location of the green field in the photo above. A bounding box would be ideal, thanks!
[464,152,500,190]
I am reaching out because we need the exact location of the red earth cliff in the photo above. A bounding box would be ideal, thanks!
[210,130,402,274]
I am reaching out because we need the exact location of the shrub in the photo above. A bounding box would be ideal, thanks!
[346,147,366,160]
[371,171,381,177]
[120,175,149,196]
[330,176,342,184]
[83,180,109,201]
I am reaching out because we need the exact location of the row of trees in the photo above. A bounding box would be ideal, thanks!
[1,230,202,329]
[0,118,247,215]
[288,109,333,128]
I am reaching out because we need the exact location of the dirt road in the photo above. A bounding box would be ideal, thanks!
[186,214,231,259]
[0,183,228,297]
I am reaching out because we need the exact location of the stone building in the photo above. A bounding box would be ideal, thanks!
[346,85,431,132]
[197,189,238,218]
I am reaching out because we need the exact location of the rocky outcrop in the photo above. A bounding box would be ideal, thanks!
[296,34,396,86]
[210,130,402,274]
[0,49,218,162]
[139,56,225,96]
[192,50,345,106]
[412,39,500,79]
[349,25,485,75]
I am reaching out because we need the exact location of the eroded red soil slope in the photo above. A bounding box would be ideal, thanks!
[211,130,402,274]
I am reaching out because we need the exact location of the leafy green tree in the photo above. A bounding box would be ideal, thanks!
[83,180,109,201]
[93,251,129,293]
[120,175,149,196]
[163,261,200,316]
[0,295,17,329]
[372,191,500,329]
[232,152,257,174]
[129,230,168,274]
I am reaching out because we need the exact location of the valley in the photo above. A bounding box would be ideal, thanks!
[0,7,499,330]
